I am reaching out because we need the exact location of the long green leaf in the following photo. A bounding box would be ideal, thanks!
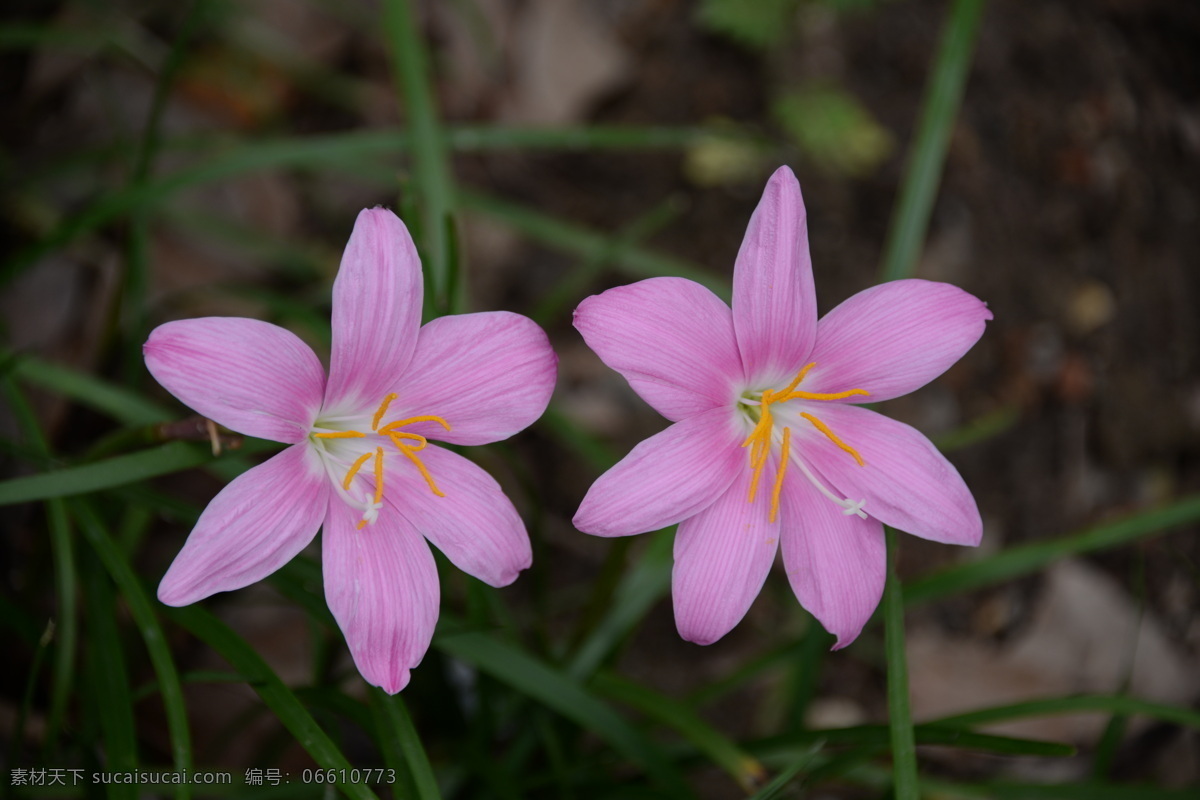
[370,690,442,800]
[164,604,378,800]
[436,628,693,796]
[0,440,280,506]
[882,528,918,800]
[878,0,986,282]
[5,353,172,425]
[74,501,192,800]
[459,189,728,298]
[593,671,766,791]
[905,495,1200,605]
[567,530,672,681]
[83,558,138,799]
[2,379,77,757]
[382,0,457,312]
[933,694,1200,731]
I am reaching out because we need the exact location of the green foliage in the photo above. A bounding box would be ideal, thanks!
[696,0,801,51]
[773,84,894,176]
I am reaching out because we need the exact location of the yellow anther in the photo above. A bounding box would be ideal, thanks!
[388,431,428,451]
[379,414,452,434]
[397,443,445,497]
[799,412,865,466]
[769,427,791,523]
[342,451,374,490]
[742,362,868,510]
[372,447,385,504]
[767,362,870,403]
[314,430,367,439]
[372,393,399,431]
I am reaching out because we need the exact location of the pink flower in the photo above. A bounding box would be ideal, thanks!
[573,167,991,647]
[144,208,557,692]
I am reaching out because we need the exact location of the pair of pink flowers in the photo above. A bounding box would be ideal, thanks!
[147,167,989,692]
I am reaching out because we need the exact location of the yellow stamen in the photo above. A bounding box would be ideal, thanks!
[741,363,868,509]
[371,393,399,431]
[799,412,865,466]
[742,405,774,503]
[378,414,452,434]
[781,387,870,401]
[314,430,366,439]
[342,451,374,491]
[372,447,385,504]
[769,427,790,523]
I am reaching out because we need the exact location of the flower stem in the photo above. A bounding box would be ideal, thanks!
[879,0,986,283]
[884,527,919,799]
[382,0,460,315]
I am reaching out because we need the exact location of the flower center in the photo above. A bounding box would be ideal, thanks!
[738,362,868,523]
[310,393,450,529]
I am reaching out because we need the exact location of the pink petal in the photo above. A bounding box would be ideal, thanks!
[158,444,328,605]
[387,312,556,446]
[144,318,325,443]
[389,444,532,587]
[323,498,439,694]
[574,277,743,422]
[778,475,885,648]
[573,407,745,537]
[672,461,780,645]
[323,208,424,416]
[804,279,992,403]
[801,404,983,545]
[732,166,818,386]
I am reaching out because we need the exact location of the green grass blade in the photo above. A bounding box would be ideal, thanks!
[5,353,172,425]
[754,725,1073,759]
[436,628,693,797]
[82,559,138,798]
[459,189,729,299]
[567,530,673,681]
[593,671,766,791]
[882,528,918,800]
[73,501,192,800]
[932,694,1200,731]
[382,0,458,313]
[2,378,77,757]
[163,604,379,800]
[878,0,986,282]
[370,689,442,800]
[0,440,279,506]
[905,495,1200,605]
[530,195,687,325]
[42,499,76,758]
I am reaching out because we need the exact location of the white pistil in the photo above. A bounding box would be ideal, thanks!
[789,454,868,519]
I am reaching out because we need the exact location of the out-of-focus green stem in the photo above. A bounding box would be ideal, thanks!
[879,0,986,283]
[884,528,919,800]
[382,0,459,313]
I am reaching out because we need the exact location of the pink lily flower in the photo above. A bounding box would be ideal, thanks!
[573,167,991,647]
[144,208,557,692]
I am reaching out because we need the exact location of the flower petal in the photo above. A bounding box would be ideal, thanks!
[323,498,439,694]
[672,462,780,645]
[387,312,557,446]
[804,279,992,403]
[778,475,885,648]
[144,318,325,443]
[390,444,532,587]
[732,166,818,386]
[158,444,328,605]
[323,208,424,416]
[800,404,983,545]
[574,277,743,422]
[573,407,744,537]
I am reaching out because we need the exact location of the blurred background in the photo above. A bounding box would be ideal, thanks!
[2,0,1198,797]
